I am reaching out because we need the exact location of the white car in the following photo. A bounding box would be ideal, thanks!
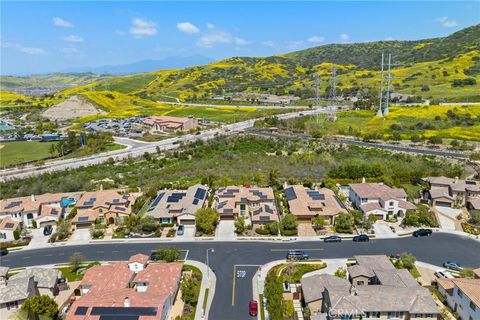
[435,270,454,279]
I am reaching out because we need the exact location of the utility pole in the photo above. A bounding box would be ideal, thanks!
[329,66,337,103]
[377,53,384,117]
[384,53,392,115]
[314,74,321,124]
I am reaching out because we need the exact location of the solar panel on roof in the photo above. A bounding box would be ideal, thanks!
[5,223,14,228]
[466,180,477,185]
[192,198,199,205]
[333,195,347,210]
[223,208,233,214]
[112,199,119,203]
[167,196,181,203]
[148,192,165,211]
[260,216,270,221]
[114,206,126,212]
[285,187,297,201]
[75,306,88,315]
[90,307,157,316]
[78,216,89,221]
[51,209,59,215]
[194,188,207,200]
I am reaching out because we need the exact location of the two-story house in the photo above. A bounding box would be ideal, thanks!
[437,278,480,320]
[349,182,416,220]
[214,186,279,226]
[423,176,480,210]
[72,190,138,228]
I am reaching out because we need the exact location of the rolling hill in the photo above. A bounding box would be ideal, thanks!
[1,24,479,117]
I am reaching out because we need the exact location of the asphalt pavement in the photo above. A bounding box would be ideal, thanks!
[1,233,479,320]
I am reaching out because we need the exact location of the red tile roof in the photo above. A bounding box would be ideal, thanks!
[128,254,149,264]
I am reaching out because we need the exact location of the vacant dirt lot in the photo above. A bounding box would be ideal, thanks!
[42,95,106,121]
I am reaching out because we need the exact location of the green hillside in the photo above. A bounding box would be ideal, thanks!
[1,25,479,116]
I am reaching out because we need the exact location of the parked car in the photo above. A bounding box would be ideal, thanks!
[150,252,161,261]
[286,250,309,260]
[435,270,454,279]
[443,261,463,271]
[249,300,258,317]
[0,248,8,256]
[353,234,370,242]
[413,228,432,237]
[43,225,53,236]
[177,225,184,236]
[324,236,342,243]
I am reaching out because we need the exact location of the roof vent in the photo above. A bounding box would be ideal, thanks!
[124,297,130,307]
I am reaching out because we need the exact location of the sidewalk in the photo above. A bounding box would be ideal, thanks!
[185,260,216,320]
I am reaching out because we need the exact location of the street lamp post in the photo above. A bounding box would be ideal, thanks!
[206,248,214,280]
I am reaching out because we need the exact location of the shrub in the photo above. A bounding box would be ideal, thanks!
[235,217,246,234]
[282,229,297,236]
[334,267,347,279]
[154,247,181,262]
[56,220,72,241]
[22,295,58,318]
[334,212,354,233]
[31,220,37,228]
[195,208,219,235]
[255,228,270,235]
[13,230,20,240]
[69,252,86,272]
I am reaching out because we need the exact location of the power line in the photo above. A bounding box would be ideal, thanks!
[377,53,384,117]
[384,53,392,115]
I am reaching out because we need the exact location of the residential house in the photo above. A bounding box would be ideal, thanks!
[0,216,21,242]
[72,190,138,228]
[437,278,480,320]
[303,255,440,320]
[142,115,199,134]
[144,184,208,225]
[11,268,61,297]
[0,192,80,228]
[349,182,416,220]
[67,255,183,320]
[284,185,347,225]
[0,276,37,318]
[214,186,279,225]
[423,176,480,210]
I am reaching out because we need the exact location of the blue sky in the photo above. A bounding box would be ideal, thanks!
[1,1,479,75]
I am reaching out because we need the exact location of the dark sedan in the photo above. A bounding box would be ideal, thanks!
[413,228,432,237]
[353,234,370,242]
[324,236,342,243]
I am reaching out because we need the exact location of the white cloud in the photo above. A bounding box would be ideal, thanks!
[435,16,458,28]
[384,37,395,41]
[234,37,249,46]
[307,35,325,43]
[53,17,73,28]
[207,23,215,29]
[63,35,84,42]
[177,22,200,34]
[1,41,46,55]
[285,40,307,50]
[261,40,275,47]
[197,31,231,48]
[340,33,350,41]
[115,30,126,37]
[130,18,157,38]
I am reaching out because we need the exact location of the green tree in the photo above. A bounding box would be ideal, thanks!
[266,221,279,235]
[195,208,219,235]
[335,212,353,233]
[264,270,283,320]
[234,217,246,234]
[22,295,58,319]
[154,247,181,262]
[181,276,199,306]
[334,267,347,279]
[459,268,475,279]
[280,214,297,231]
[312,216,325,230]
[139,216,158,233]
[56,220,71,240]
[69,252,85,272]
[395,253,416,270]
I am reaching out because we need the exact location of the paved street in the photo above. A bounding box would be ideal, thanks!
[1,233,479,320]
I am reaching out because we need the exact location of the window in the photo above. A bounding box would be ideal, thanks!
[389,201,394,206]
[457,289,464,298]
[470,301,476,311]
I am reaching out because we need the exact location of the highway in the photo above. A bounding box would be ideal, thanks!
[0,109,327,181]
[1,233,479,319]
[247,128,469,159]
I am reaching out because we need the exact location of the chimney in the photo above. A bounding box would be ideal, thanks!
[31,195,36,202]
[362,177,366,184]
[124,297,130,308]
[454,177,459,184]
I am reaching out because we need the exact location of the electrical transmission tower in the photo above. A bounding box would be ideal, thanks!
[328,66,337,102]
[384,53,392,115]
[314,73,321,124]
[377,53,384,117]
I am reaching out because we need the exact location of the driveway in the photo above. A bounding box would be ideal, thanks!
[435,206,461,231]
[69,228,91,243]
[27,226,55,249]
[215,221,236,241]
[373,221,397,238]
[176,226,195,240]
